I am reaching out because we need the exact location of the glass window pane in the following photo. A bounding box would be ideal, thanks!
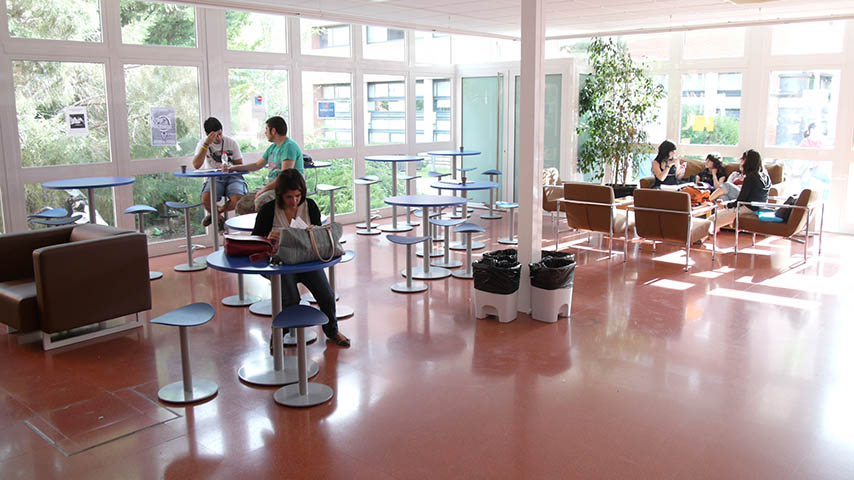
[645,74,668,142]
[132,173,205,243]
[124,64,201,159]
[228,69,289,153]
[545,38,590,59]
[365,158,396,209]
[622,33,670,61]
[772,21,845,55]
[310,158,354,214]
[774,159,832,203]
[300,19,350,57]
[120,0,196,47]
[226,10,287,53]
[417,78,452,143]
[363,26,405,61]
[365,74,405,146]
[25,182,114,227]
[683,28,744,59]
[453,35,520,63]
[415,31,451,64]
[13,61,110,168]
[680,72,742,145]
[765,70,840,148]
[7,0,101,41]
[302,71,352,149]
[514,74,561,197]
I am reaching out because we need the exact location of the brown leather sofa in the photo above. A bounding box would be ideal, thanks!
[558,182,634,258]
[0,224,152,349]
[734,188,823,263]
[638,158,786,197]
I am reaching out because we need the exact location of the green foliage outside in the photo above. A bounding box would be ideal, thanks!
[577,37,665,184]
[679,105,740,146]
[120,0,195,46]
[226,11,286,53]
[132,174,204,240]
[6,0,100,41]
[228,68,289,153]
[308,159,355,215]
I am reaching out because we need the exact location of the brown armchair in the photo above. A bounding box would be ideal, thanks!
[734,189,823,263]
[629,189,717,271]
[638,158,787,197]
[558,182,634,258]
[0,224,152,350]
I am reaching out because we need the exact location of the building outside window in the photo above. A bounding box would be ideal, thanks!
[416,78,451,142]
[765,70,840,148]
[365,75,405,145]
[680,72,742,145]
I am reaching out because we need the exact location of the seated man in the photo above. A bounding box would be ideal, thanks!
[193,117,248,229]
[225,116,304,211]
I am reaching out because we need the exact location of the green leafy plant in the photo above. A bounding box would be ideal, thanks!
[577,37,665,185]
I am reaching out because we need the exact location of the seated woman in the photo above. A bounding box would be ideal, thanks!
[710,149,771,230]
[697,152,727,189]
[251,169,350,348]
[709,151,746,202]
[651,140,687,188]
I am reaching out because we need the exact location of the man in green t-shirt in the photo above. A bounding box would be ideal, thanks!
[226,116,304,210]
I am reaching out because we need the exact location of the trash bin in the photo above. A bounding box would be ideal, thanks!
[473,251,522,323]
[529,255,576,323]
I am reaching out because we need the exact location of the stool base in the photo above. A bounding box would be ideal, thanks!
[450,241,484,250]
[222,294,261,307]
[274,383,333,407]
[415,248,444,258]
[480,213,502,220]
[356,228,382,235]
[405,221,421,227]
[301,292,340,303]
[451,270,474,279]
[158,378,218,404]
[238,356,319,386]
[407,266,451,280]
[498,238,518,245]
[336,305,355,319]
[431,259,462,268]
[391,282,428,293]
[284,329,317,346]
[150,271,163,280]
[379,224,413,233]
[174,260,207,272]
[249,300,272,316]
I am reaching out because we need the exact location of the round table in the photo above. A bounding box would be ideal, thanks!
[365,155,424,233]
[43,176,135,224]
[174,170,247,251]
[430,180,498,250]
[384,195,466,280]
[426,150,481,183]
[206,250,340,386]
[305,161,332,196]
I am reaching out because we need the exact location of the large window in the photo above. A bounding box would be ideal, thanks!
[772,21,846,55]
[453,35,520,63]
[680,72,742,145]
[124,65,201,160]
[683,28,745,59]
[226,10,287,53]
[302,71,352,149]
[25,183,114,227]
[364,74,405,145]
[622,33,670,61]
[544,38,590,59]
[300,20,350,57]
[120,1,196,47]
[645,74,668,142]
[363,26,405,61]
[132,173,205,243]
[310,158,354,214]
[13,61,110,168]
[416,78,452,143]
[765,70,840,148]
[228,68,289,153]
[415,31,451,64]
[6,0,101,41]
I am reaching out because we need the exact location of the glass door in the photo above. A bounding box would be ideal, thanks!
[513,73,563,200]
[461,75,504,203]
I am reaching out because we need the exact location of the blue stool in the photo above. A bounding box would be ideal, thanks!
[414,210,445,258]
[400,175,420,227]
[151,303,218,404]
[30,207,69,219]
[451,223,486,279]
[125,205,163,280]
[481,170,503,220]
[355,176,381,235]
[29,207,82,227]
[166,201,207,272]
[496,201,519,245]
[389,235,429,293]
[429,218,466,269]
[272,305,333,407]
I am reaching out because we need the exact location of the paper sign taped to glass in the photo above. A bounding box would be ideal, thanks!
[151,106,177,146]
[65,106,89,137]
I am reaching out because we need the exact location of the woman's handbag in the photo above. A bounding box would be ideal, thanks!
[224,235,275,262]
[276,223,344,264]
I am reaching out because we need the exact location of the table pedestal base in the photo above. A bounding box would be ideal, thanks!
[450,241,484,250]
[336,305,355,319]
[149,271,163,280]
[356,228,382,235]
[416,248,444,258]
[274,383,333,407]
[451,270,474,280]
[249,300,272,316]
[174,260,207,272]
[158,379,217,404]
[406,266,451,280]
[480,213,502,220]
[391,281,428,293]
[223,294,260,307]
[238,356,319,386]
[379,224,413,233]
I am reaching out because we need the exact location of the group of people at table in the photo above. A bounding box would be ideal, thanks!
[192,115,350,348]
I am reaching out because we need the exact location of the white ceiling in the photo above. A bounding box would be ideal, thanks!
[192,0,854,38]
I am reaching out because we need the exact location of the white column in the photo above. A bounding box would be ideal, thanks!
[517,0,545,313]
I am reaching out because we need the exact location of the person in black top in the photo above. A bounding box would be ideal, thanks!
[252,169,350,347]
[651,140,687,188]
[711,149,771,230]
[697,152,727,188]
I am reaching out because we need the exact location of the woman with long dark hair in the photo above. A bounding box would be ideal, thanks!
[651,140,686,188]
[711,149,771,230]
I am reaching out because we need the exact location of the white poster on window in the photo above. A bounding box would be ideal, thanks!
[150,106,177,146]
[65,107,88,137]
[251,94,266,119]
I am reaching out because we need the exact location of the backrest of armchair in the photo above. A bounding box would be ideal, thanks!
[723,163,740,177]
[786,189,815,233]
[766,163,784,185]
[70,223,129,242]
[632,189,692,242]
[683,159,705,178]
[543,185,564,212]
[563,182,615,232]
[0,226,74,282]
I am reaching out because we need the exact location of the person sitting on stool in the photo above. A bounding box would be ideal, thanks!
[193,117,248,230]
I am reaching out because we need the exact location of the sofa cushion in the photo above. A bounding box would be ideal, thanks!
[0,279,40,332]
[69,224,128,242]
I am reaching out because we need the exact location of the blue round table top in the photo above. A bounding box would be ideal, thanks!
[384,194,467,208]
[206,250,340,275]
[43,176,135,190]
[306,161,332,168]
[173,170,247,178]
[224,213,257,232]
[365,155,424,163]
[426,150,481,156]
[430,180,499,191]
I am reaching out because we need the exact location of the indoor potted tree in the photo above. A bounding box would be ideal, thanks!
[577,37,665,197]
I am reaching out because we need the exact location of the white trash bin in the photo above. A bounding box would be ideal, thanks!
[474,288,518,323]
[530,285,572,323]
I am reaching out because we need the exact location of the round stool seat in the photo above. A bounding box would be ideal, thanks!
[458,167,477,173]
[29,207,69,219]
[387,235,429,246]
[31,215,82,226]
[483,169,502,176]
[341,250,356,262]
[428,171,450,178]
[455,223,486,234]
[124,204,157,215]
[317,184,344,192]
[151,302,214,327]
[273,304,328,330]
[429,218,467,228]
[496,201,518,209]
[166,201,202,210]
[355,176,380,186]
[400,175,420,181]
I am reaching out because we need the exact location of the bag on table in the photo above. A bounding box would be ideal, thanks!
[224,234,275,262]
[680,185,710,206]
[276,223,344,264]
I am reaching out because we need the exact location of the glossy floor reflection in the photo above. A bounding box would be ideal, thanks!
[1,218,853,479]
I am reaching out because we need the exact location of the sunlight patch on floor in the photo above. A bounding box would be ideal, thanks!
[709,287,820,310]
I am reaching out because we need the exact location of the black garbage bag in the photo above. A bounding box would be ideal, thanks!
[541,250,575,262]
[482,248,517,263]
[473,256,522,294]
[529,257,576,290]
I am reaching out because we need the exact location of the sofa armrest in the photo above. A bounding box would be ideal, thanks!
[0,226,74,282]
[33,232,152,334]
[638,177,655,189]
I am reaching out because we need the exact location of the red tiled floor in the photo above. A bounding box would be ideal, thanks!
[0,216,852,479]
